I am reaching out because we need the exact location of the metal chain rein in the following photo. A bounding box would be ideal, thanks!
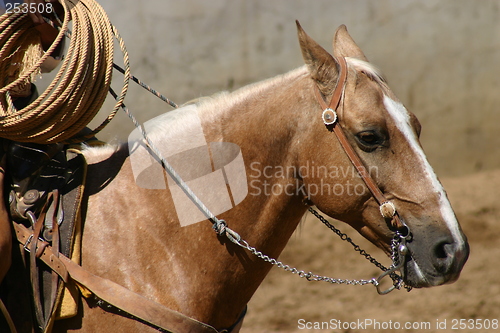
[101,30,410,294]
[214,209,410,293]
[108,65,408,294]
[308,207,412,293]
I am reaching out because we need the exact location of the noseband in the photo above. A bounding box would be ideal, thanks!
[312,56,411,293]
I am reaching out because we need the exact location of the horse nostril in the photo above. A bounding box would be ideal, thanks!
[432,240,456,273]
[434,242,451,260]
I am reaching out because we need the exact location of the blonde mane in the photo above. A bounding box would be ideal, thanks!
[346,57,386,85]
[193,66,309,123]
[193,57,387,124]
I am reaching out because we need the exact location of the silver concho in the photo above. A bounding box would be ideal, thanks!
[322,108,337,125]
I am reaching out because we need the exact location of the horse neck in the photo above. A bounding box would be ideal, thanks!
[200,65,311,246]
[192,67,313,324]
[79,67,315,329]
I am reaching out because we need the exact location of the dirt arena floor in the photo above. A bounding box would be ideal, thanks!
[241,169,500,333]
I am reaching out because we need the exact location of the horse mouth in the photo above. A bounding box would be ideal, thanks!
[401,240,469,288]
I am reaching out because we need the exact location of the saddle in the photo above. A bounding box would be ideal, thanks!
[1,141,247,333]
[5,141,87,332]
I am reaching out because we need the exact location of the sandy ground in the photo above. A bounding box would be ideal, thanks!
[241,169,500,333]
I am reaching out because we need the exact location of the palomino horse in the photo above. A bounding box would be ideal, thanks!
[48,23,468,332]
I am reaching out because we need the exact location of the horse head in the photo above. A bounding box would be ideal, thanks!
[296,22,469,288]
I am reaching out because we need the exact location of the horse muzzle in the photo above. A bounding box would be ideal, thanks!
[402,230,469,288]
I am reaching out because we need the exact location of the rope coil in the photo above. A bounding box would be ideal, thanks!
[0,0,129,144]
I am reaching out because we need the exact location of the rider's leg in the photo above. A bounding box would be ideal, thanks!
[0,155,11,283]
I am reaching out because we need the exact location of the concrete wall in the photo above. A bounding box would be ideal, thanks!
[91,0,500,177]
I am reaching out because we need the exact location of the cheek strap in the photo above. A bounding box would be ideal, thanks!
[313,56,406,232]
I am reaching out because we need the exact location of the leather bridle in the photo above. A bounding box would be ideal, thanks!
[312,56,413,294]
[312,56,408,235]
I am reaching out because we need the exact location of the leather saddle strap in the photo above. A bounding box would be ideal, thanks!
[313,56,405,230]
[61,257,221,333]
[47,191,62,333]
[29,208,48,328]
[14,223,222,333]
[14,223,68,283]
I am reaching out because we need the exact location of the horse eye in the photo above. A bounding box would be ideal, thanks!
[355,131,384,152]
[357,131,379,145]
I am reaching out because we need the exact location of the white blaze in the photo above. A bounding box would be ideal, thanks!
[383,96,465,248]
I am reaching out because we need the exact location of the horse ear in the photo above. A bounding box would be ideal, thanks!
[296,20,339,96]
[333,25,368,61]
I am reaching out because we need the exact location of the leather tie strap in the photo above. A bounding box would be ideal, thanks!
[313,56,405,231]
[14,222,245,333]
[14,223,69,282]
[60,257,220,333]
